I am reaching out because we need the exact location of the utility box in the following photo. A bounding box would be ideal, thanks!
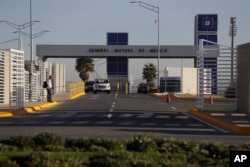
[160,77,181,93]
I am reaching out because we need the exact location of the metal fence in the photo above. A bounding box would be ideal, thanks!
[69,82,84,99]
[197,39,237,111]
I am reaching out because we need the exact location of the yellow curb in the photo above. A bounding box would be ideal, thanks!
[39,102,58,109]
[24,102,58,113]
[70,92,85,100]
[24,107,35,113]
[187,109,250,135]
[0,112,14,117]
[33,105,42,111]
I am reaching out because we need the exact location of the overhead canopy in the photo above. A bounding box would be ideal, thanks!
[36,44,198,60]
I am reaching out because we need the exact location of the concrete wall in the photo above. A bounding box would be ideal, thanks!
[181,67,197,95]
[237,42,250,114]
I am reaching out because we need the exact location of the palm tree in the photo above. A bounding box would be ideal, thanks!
[75,57,94,82]
[142,62,157,89]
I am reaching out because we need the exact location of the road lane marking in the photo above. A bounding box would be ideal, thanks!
[171,106,177,110]
[119,114,132,117]
[48,121,65,125]
[156,115,170,118]
[182,112,228,133]
[143,112,153,116]
[231,113,247,116]
[71,121,90,125]
[211,113,225,116]
[164,123,181,126]
[188,124,205,127]
[175,116,189,119]
[108,93,118,118]
[91,97,100,100]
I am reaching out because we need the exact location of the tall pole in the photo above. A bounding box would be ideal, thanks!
[0,20,39,50]
[229,17,237,84]
[29,0,33,101]
[130,1,160,87]
[157,8,160,87]
[30,0,33,63]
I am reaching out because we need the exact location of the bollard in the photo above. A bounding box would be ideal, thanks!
[209,94,213,104]
[166,94,171,103]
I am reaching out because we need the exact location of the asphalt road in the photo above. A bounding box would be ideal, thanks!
[0,93,249,144]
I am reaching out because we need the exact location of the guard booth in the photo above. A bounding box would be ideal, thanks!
[160,77,181,94]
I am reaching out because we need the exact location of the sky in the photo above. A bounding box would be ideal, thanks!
[1,0,250,82]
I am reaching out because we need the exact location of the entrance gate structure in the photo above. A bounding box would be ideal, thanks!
[197,39,237,111]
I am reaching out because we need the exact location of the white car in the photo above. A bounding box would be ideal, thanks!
[93,79,111,94]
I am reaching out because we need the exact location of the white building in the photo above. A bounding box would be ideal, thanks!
[39,61,66,101]
[0,50,10,104]
[52,63,66,93]
[0,48,66,105]
[163,67,211,95]
[0,49,25,107]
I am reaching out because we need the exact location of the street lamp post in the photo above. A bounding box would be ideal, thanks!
[14,30,50,58]
[14,30,50,101]
[130,1,160,87]
[229,17,237,84]
[0,20,40,50]
[14,30,50,39]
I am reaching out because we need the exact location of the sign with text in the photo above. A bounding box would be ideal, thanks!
[230,151,250,167]
[36,45,198,59]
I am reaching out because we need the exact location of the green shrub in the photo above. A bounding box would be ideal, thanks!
[89,138,123,151]
[88,152,130,167]
[0,135,33,151]
[0,159,19,167]
[65,138,123,152]
[0,132,247,167]
[32,131,64,151]
[24,152,87,167]
[199,142,229,159]
[0,144,19,152]
[65,138,88,152]
[126,134,158,152]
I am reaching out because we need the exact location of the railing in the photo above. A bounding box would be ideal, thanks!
[197,39,237,111]
[69,82,85,99]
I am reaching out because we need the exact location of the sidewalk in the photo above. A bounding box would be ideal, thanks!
[0,92,70,117]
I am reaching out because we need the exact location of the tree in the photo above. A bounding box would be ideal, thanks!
[75,57,94,82]
[142,62,157,89]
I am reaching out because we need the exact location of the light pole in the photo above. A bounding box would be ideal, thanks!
[229,17,237,84]
[14,30,50,39]
[13,30,50,101]
[0,20,40,50]
[130,1,160,87]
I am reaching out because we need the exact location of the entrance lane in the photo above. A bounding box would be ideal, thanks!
[1,93,249,144]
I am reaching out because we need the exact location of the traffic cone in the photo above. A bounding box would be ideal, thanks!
[209,94,213,104]
[166,94,171,103]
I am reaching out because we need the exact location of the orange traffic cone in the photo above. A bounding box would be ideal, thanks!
[209,94,213,104]
[166,94,171,103]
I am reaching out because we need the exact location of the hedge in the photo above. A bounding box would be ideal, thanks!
[0,131,249,167]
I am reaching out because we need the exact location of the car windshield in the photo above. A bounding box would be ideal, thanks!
[96,79,109,83]
[86,81,94,85]
[139,83,147,87]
